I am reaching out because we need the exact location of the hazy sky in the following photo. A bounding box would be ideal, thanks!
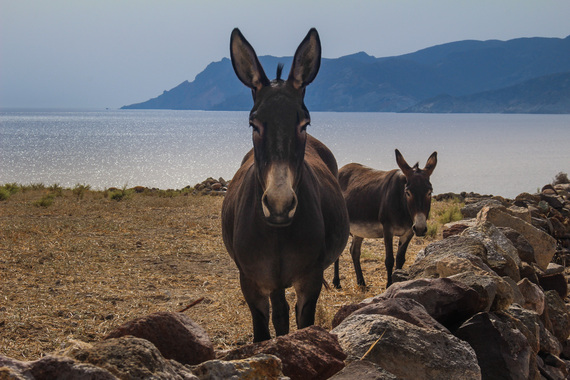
[2,0,569,109]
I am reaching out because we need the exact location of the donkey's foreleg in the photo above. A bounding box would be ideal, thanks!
[350,235,365,287]
[383,228,395,287]
[239,273,271,342]
[294,270,323,329]
[270,288,290,337]
[395,229,414,270]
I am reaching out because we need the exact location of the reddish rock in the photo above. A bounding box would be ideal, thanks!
[222,325,346,380]
[443,223,470,238]
[105,311,214,365]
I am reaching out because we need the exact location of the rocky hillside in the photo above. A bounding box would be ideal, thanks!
[122,36,570,113]
[2,183,570,379]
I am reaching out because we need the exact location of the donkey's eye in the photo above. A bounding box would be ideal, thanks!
[405,189,412,198]
[250,123,260,134]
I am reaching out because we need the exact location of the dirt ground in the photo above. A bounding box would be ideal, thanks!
[0,189,441,360]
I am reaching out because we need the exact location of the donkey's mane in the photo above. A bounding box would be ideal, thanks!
[276,63,284,81]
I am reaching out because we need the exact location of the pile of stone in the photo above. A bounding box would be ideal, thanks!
[192,177,228,195]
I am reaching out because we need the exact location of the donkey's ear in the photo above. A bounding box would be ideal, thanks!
[424,151,438,177]
[230,28,270,92]
[395,149,413,177]
[287,28,321,90]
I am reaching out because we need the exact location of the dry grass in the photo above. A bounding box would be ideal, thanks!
[0,188,452,360]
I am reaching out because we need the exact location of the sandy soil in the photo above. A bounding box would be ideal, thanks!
[0,189,438,360]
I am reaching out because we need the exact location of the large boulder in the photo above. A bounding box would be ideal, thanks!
[455,312,531,380]
[461,221,521,281]
[105,312,214,365]
[222,326,346,380]
[537,263,569,299]
[448,271,514,312]
[0,354,118,380]
[503,304,541,354]
[328,360,397,380]
[477,206,557,270]
[191,354,287,380]
[499,227,535,264]
[409,235,492,280]
[517,278,545,314]
[332,314,481,380]
[381,277,481,328]
[461,199,504,218]
[332,297,448,332]
[64,336,196,379]
[543,290,570,346]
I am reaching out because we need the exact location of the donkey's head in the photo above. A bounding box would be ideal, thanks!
[230,28,321,227]
[395,149,437,236]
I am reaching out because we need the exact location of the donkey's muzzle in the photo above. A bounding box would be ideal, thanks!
[261,163,298,227]
[261,191,297,226]
[412,213,428,237]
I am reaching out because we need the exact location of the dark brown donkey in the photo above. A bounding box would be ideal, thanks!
[332,149,437,288]
[222,28,349,342]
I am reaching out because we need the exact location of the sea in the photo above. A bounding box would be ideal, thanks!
[1,109,569,199]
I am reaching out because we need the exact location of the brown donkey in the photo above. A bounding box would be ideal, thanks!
[222,28,349,342]
[332,149,437,288]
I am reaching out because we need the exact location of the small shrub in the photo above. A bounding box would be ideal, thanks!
[34,193,55,207]
[553,172,569,185]
[3,183,20,195]
[437,203,463,225]
[0,187,10,201]
[21,183,45,193]
[426,222,439,238]
[48,183,63,197]
[108,184,133,201]
[73,183,91,200]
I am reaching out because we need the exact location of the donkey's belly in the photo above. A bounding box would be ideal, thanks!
[350,222,411,238]
[350,222,384,238]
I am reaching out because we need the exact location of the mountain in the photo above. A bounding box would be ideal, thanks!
[403,72,570,114]
[122,35,570,113]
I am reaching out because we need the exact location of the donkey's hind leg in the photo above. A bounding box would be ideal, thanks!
[350,236,366,286]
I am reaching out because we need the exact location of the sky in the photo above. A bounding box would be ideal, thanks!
[2,0,569,109]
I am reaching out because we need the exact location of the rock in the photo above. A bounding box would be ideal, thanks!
[65,336,195,380]
[191,354,287,380]
[455,312,531,380]
[0,354,118,380]
[382,277,481,328]
[105,312,214,365]
[442,222,471,238]
[515,192,541,206]
[348,297,448,332]
[499,227,535,264]
[410,235,493,280]
[520,262,540,284]
[504,304,541,354]
[538,266,569,299]
[517,278,545,314]
[222,326,346,380]
[477,206,557,271]
[461,221,521,282]
[328,360,398,380]
[447,271,499,312]
[461,199,504,218]
[543,290,570,346]
[332,314,481,380]
[507,205,533,224]
[541,193,565,209]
